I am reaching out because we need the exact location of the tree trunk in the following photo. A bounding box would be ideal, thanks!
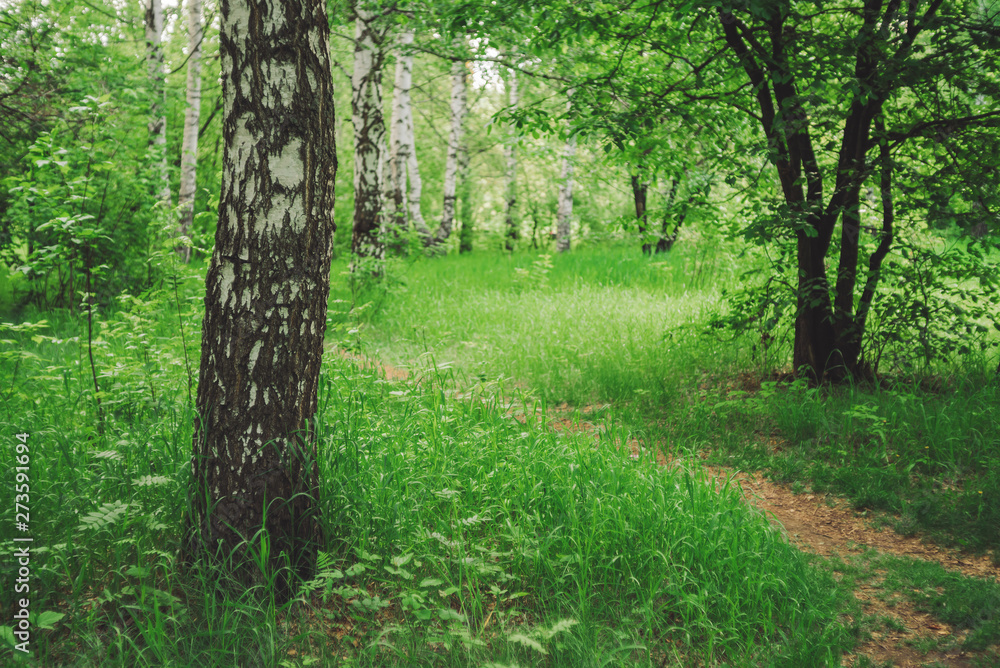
[631,174,650,255]
[503,68,519,251]
[457,144,473,253]
[436,56,467,246]
[386,30,429,248]
[177,0,203,262]
[556,95,575,253]
[718,5,896,382]
[144,0,171,206]
[655,174,693,254]
[397,32,428,241]
[385,31,406,238]
[187,0,337,600]
[351,6,387,264]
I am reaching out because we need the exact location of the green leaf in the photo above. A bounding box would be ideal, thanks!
[437,608,465,621]
[31,611,65,630]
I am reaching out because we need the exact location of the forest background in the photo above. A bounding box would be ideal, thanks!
[1,0,1000,665]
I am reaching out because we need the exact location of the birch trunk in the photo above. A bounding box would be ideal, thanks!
[389,30,429,242]
[144,0,171,206]
[177,0,204,261]
[351,6,387,263]
[435,57,467,246]
[187,0,337,599]
[381,102,400,239]
[555,95,575,253]
[503,68,519,251]
[385,31,407,243]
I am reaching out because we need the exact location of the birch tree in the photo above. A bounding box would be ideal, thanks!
[387,29,429,243]
[186,0,337,597]
[351,5,388,263]
[144,0,171,205]
[435,56,467,246]
[176,0,204,261]
[503,67,519,251]
[555,94,575,253]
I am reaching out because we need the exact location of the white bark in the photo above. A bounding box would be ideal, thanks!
[388,30,428,240]
[386,32,406,230]
[436,56,467,245]
[177,0,203,261]
[191,0,337,597]
[556,94,576,253]
[144,0,171,206]
[503,67,519,250]
[350,5,387,261]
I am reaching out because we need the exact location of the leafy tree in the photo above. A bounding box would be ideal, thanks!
[3,96,162,307]
[477,0,1000,379]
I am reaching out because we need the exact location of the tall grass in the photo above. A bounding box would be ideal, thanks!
[0,257,854,665]
[337,242,741,406]
[342,242,1000,555]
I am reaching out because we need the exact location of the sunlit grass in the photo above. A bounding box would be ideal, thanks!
[0,254,853,666]
[335,242,740,406]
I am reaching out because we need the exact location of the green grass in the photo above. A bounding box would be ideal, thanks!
[0,255,854,665]
[664,375,1000,552]
[340,242,1000,554]
[3,238,999,665]
[826,547,1000,653]
[334,242,741,406]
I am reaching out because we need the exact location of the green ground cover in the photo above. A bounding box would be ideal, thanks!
[1,239,998,665]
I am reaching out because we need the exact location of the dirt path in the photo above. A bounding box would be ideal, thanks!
[335,350,1000,667]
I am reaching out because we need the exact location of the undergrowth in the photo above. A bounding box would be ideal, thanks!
[342,243,1000,554]
[0,258,853,665]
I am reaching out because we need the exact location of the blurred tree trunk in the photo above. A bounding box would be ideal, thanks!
[390,30,429,243]
[176,0,203,262]
[556,94,575,253]
[351,5,387,265]
[435,57,467,247]
[385,31,406,238]
[631,174,650,255]
[144,0,171,206]
[503,68,519,251]
[186,0,337,600]
[457,144,473,253]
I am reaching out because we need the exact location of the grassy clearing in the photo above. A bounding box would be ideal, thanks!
[343,243,1000,555]
[334,242,740,406]
[0,267,853,665]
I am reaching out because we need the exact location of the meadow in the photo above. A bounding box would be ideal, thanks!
[0,239,998,666]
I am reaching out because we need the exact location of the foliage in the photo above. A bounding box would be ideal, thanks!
[2,95,164,307]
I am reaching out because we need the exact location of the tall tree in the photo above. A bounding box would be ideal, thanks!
[351,4,388,263]
[435,55,468,246]
[144,0,171,206]
[487,0,999,379]
[186,0,338,597]
[503,67,519,251]
[555,93,575,253]
[713,0,1000,379]
[386,29,430,243]
[177,0,204,261]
